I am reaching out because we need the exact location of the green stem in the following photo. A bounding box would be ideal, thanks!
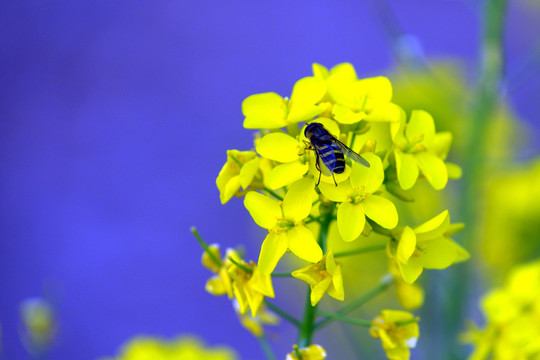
[191,227,222,267]
[297,208,333,347]
[315,275,393,329]
[257,335,277,360]
[317,310,372,327]
[264,187,283,201]
[227,257,252,273]
[444,0,507,358]
[271,271,292,278]
[334,243,386,258]
[264,300,301,327]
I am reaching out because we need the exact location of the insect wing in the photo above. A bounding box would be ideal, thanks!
[333,139,371,168]
[313,144,334,176]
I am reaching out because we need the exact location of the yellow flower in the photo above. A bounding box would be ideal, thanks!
[242,77,326,130]
[313,63,401,124]
[201,244,233,298]
[102,336,237,360]
[244,177,322,274]
[370,310,419,360]
[216,150,262,204]
[391,210,469,284]
[227,252,275,317]
[234,301,279,338]
[318,153,398,242]
[202,245,274,317]
[390,110,454,190]
[464,261,540,360]
[286,344,327,360]
[292,250,344,306]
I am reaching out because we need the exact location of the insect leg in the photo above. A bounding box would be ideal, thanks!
[332,173,337,186]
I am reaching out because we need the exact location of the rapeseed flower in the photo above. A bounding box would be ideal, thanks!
[313,62,401,124]
[242,77,326,130]
[244,177,322,274]
[202,244,233,298]
[318,153,398,242]
[390,210,468,284]
[216,150,262,204]
[464,261,540,360]
[102,336,237,360]
[202,245,274,317]
[286,344,327,360]
[20,298,56,353]
[370,310,419,360]
[391,110,454,190]
[228,254,275,317]
[292,250,344,306]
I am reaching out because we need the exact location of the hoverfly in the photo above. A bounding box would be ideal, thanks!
[304,122,370,186]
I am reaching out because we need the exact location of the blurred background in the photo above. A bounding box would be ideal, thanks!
[1,1,539,359]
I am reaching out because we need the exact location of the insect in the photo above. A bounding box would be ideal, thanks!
[304,122,370,186]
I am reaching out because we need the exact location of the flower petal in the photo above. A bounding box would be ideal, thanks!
[312,63,330,80]
[244,192,282,229]
[290,76,326,105]
[282,177,315,222]
[415,151,448,190]
[395,149,419,190]
[266,161,308,190]
[357,76,392,104]
[414,210,450,242]
[398,256,424,284]
[421,237,460,269]
[258,232,288,275]
[310,277,332,306]
[242,93,287,129]
[256,133,301,163]
[350,153,384,193]
[332,104,366,124]
[240,157,260,189]
[318,180,352,202]
[397,226,416,265]
[221,175,241,204]
[337,202,366,242]
[327,264,344,301]
[365,102,402,122]
[406,110,436,147]
[362,195,398,229]
[287,225,323,263]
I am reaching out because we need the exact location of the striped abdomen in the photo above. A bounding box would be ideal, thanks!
[318,143,345,174]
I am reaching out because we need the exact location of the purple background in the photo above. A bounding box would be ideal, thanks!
[1,1,539,359]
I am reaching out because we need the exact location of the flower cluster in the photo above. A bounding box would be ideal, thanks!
[101,336,237,360]
[202,63,467,359]
[463,260,540,359]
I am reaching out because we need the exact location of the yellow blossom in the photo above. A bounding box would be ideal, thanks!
[318,153,398,242]
[227,252,275,317]
[390,262,424,310]
[286,344,327,360]
[101,336,237,360]
[292,250,344,306]
[202,245,274,317]
[244,177,322,274]
[390,110,455,190]
[20,298,56,351]
[391,210,469,284]
[370,310,419,360]
[313,63,401,124]
[201,244,233,298]
[242,77,326,130]
[464,261,540,360]
[216,150,261,204]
